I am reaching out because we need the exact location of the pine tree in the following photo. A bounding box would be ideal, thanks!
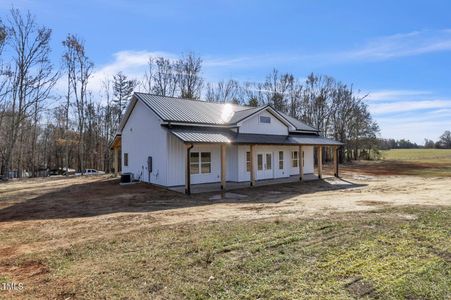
[113,72,137,123]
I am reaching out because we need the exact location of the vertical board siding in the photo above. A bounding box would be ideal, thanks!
[122,101,168,185]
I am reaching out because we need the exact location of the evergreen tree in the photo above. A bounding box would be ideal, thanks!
[113,72,137,123]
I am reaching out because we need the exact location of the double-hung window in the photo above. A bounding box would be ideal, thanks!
[190,152,211,174]
[278,151,284,170]
[291,151,298,168]
[246,152,251,172]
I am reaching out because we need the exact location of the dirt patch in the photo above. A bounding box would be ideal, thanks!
[0,174,450,261]
[357,200,393,206]
[0,260,49,281]
[345,277,376,298]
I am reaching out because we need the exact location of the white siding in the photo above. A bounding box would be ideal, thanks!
[236,145,314,182]
[226,144,238,182]
[189,144,221,185]
[122,101,168,185]
[166,141,232,186]
[239,110,288,135]
[289,146,314,175]
[166,132,186,186]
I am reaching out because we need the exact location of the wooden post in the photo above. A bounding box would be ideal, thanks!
[220,144,226,190]
[333,146,338,177]
[185,144,193,195]
[250,144,256,186]
[298,145,304,181]
[113,147,119,176]
[317,145,323,179]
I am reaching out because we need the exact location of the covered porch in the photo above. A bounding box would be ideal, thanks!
[171,128,343,195]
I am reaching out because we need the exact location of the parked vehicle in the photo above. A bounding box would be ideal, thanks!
[75,169,106,176]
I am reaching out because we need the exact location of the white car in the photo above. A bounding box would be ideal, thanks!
[76,169,106,176]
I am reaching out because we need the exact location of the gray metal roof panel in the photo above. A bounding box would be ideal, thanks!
[135,93,249,125]
[168,127,343,145]
[278,112,319,132]
[135,93,319,133]
[169,128,232,143]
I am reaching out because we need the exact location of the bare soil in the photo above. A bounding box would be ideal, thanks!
[0,169,449,259]
[0,164,450,299]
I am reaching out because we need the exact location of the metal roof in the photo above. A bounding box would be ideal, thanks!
[170,128,231,143]
[278,112,318,132]
[134,93,318,132]
[168,127,343,146]
[135,93,249,125]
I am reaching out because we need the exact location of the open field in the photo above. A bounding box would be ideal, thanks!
[0,158,450,299]
[337,148,451,177]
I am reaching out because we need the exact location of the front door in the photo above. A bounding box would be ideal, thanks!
[257,152,273,180]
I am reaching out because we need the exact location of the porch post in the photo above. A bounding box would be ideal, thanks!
[185,144,193,195]
[220,144,226,190]
[113,147,118,176]
[250,144,256,186]
[317,145,323,179]
[333,146,339,177]
[298,145,304,181]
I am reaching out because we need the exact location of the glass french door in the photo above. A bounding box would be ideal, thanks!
[257,152,273,179]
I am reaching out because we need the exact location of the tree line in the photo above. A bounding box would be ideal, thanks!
[0,9,379,178]
[377,130,451,150]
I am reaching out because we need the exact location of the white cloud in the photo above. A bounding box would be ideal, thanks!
[366,89,432,101]
[369,99,451,114]
[335,29,451,62]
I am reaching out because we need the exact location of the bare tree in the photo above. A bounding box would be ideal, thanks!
[2,9,57,178]
[62,34,93,173]
[176,53,203,99]
[205,79,240,103]
[142,56,153,93]
[152,57,177,97]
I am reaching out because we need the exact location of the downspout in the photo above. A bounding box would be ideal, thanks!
[185,143,194,195]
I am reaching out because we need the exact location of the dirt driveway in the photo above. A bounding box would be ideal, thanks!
[0,173,450,260]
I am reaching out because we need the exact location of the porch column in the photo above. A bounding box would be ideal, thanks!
[113,147,118,176]
[220,144,226,190]
[317,145,323,179]
[250,144,256,186]
[298,145,304,181]
[185,144,194,195]
[334,146,339,177]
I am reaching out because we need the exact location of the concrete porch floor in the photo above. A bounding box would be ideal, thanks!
[169,173,319,194]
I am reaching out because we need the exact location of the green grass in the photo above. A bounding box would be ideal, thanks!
[12,206,451,299]
[381,149,451,162]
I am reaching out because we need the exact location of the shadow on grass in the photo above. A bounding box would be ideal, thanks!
[0,177,365,222]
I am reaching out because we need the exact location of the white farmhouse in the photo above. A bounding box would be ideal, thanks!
[111,93,342,193]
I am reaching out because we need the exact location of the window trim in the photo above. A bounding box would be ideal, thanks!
[259,115,271,124]
[124,153,129,167]
[291,151,298,168]
[246,151,251,172]
[190,151,212,174]
[278,151,284,170]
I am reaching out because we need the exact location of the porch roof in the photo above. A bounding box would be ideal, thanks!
[168,127,343,146]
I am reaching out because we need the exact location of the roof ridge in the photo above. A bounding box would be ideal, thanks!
[134,92,249,109]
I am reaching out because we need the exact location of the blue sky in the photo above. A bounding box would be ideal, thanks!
[1,0,451,144]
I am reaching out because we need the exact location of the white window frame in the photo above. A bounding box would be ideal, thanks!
[291,151,298,168]
[259,116,271,124]
[278,151,284,170]
[124,153,129,167]
[190,152,211,174]
[246,151,251,172]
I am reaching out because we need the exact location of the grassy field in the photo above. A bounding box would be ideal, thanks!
[339,149,451,177]
[381,148,451,162]
[1,206,449,299]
